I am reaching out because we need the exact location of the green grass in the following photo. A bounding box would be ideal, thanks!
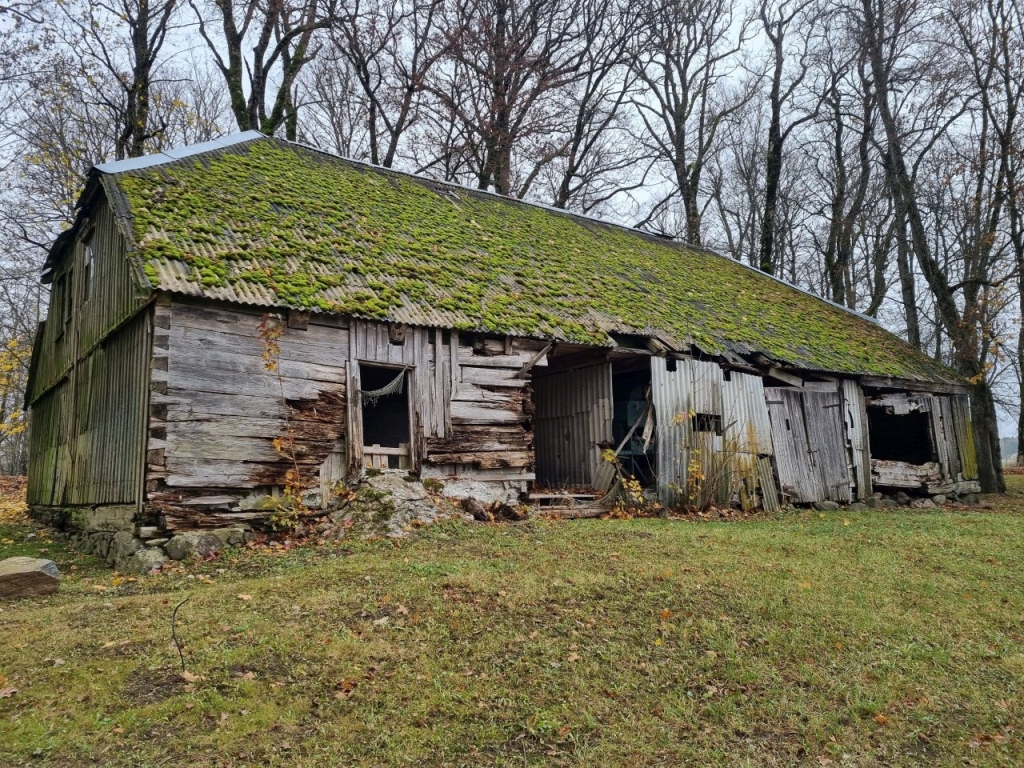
[2,479,1024,766]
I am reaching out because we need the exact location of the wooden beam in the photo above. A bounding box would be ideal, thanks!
[514,342,554,379]
[767,367,803,387]
[860,375,970,395]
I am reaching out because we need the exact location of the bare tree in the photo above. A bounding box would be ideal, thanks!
[50,0,182,159]
[190,0,336,137]
[328,0,445,167]
[756,0,821,274]
[431,0,590,195]
[858,0,1009,491]
[630,0,755,245]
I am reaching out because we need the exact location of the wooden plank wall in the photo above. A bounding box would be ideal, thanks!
[27,195,148,404]
[148,301,348,529]
[802,388,853,503]
[765,388,820,503]
[533,363,613,487]
[948,395,978,480]
[864,391,978,491]
[27,311,150,507]
[765,385,854,504]
[423,337,542,475]
[841,380,872,499]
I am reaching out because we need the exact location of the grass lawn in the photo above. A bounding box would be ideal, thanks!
[2,477,1023,767]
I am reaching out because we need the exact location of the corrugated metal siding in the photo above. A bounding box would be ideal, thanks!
[722,372,774,456]
[654,358,780,509]
[27,310,151,506]
[534,364,612,487]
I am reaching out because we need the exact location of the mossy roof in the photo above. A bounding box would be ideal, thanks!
[94,134,958,383]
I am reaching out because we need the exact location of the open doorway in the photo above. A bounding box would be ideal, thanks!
[610,356,654,487]
[360,364,411,469]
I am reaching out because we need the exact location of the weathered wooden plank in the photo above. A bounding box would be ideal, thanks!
[460,365,531,387]
[457,348,541,368]
[451,383,522,406]
[169,343,346,384]
[155,391,288,419]
[165,364,342,400]
[450,401,528,423]
[426,450,532,469]
[169,316,350,367]
[803,388,853,503]
[871,459,942,489]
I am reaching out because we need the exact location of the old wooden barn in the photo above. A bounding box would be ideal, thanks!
[26,132,979,535]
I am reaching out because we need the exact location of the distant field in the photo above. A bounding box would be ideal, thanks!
[1,477,1022,767]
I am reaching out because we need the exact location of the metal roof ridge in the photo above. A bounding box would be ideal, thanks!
[93,131,266,175]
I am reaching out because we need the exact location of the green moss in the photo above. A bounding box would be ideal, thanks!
[113,139,957,382]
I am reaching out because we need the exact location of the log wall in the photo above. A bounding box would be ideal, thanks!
[148,300,348,529]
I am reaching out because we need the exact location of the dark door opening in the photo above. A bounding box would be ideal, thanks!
[611,357,655,486]
[867,406,934,464]
[360,364,411,469]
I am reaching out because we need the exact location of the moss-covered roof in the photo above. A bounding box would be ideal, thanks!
[98,135,957,383]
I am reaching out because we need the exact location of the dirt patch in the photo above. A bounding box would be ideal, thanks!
[123,666,186,705]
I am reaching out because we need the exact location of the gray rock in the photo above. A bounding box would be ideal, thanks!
[108,531,144,570]
[847,502,869,511]
[895,491,912,505]
[0,557,61,599]
[813,501,840,511]
[211,527,247,547]
[164,531,223,561]
[331,471,452,537]
[121,548,168,575]
[961,493,981,506]
[146,538,170,548]
[864,498,883,509]
[462,497,492,521]
[920,498,936,508]
[881,499,898,508]
[931,494,947,505]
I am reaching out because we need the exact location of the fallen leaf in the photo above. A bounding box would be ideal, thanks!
[219,712,229,724]
[112,726,125,734]
[0,687,17,698]
[236,594,253,601]
[567,653,580,663]
[181,670,200,683]
[396,605,409,616]
[660,608,671,621]
[873,714,889,725]
[237,671,256,680]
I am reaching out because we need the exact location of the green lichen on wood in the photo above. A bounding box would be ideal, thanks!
[113,139,955,382]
